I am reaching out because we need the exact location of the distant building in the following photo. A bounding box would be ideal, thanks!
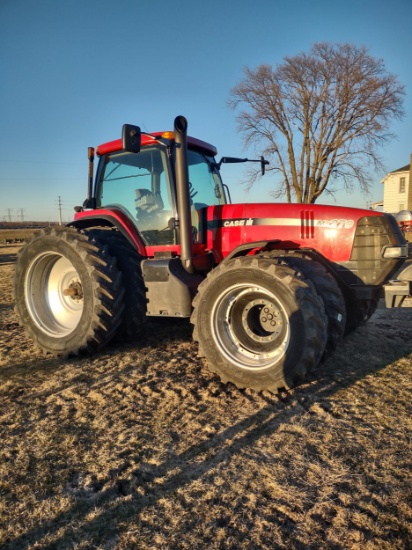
[381,155,412,213]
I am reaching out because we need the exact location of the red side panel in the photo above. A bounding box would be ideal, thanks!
[204,203,384,263]
[74,203,387,265]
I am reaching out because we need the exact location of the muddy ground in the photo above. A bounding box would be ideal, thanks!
[0,244,411,549]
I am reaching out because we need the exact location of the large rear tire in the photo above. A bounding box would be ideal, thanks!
[85,229,147,340]
[14,227,124,356]
[191,257,327,392]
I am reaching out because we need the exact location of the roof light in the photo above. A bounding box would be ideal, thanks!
[161,131,174,140]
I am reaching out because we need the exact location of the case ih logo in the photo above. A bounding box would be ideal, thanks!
[223,218,254,227]
[213,217,355,230]
[316,219,354,229]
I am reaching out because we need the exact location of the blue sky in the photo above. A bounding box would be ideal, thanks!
[1,0,411,222]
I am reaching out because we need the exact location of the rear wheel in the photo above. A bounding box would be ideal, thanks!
[85,229,147,340]
[191,257,327,392]
[14,227,124,356]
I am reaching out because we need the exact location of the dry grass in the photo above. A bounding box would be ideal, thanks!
[1,246,412,549]
[0,228,38,243]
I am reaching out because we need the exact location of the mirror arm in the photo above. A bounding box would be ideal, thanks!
[217,156,269,175]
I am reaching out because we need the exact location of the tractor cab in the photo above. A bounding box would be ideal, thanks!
[87,129,227,248]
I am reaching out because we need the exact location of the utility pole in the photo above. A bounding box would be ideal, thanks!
[58,196,62,225]
[18,208,26,223]
[6,209,13,222]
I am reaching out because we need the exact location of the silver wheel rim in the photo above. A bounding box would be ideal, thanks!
[25,252,84,337]
[210,283,290,371]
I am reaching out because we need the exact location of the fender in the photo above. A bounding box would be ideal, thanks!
[223,241,335,275]
[70,209,147,256]
[222,240,281,262]
[221,242,380,302]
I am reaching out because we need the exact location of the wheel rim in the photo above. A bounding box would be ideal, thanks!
[25,252,84,337]
[211,283,290,371]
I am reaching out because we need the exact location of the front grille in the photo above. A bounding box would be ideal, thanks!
[337,214,406,285]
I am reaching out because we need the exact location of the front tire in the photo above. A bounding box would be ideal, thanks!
[274,254,346,359]
[191,257,327,392]
[14,227,124,356]
[345,296,379,334]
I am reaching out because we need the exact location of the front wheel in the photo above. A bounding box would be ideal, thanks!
[14,227,124,356]
[274,254,346,359]
[191,257,327,392]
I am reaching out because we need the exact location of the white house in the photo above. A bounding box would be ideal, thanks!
[381,155,412,214]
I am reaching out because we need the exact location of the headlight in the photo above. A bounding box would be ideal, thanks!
[382,245,408,259]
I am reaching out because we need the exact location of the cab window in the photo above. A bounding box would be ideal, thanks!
[187,150,225,208]
[96,147,175,245]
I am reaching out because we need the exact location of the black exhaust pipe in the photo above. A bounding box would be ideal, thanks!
[87,147,95,202]
[174,116,194,274]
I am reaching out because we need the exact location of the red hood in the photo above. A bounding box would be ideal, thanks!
[204,203,385,263]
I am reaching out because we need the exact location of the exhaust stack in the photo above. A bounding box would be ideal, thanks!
[174,116,194,274]
[87,147,95,202]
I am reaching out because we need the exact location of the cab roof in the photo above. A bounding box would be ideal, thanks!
[96,131,218,157]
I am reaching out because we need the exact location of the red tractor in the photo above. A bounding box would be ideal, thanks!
[396,210,412,239]
[14,116,412,392]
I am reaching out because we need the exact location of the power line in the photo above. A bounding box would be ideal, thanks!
[0,159,82,166]
[58,196,63,225]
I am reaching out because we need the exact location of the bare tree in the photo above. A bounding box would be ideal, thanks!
[228,43,405,203]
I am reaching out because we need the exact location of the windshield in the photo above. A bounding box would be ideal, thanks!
[185,149,226,208]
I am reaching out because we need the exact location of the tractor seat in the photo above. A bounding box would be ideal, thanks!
[135,188,164,214]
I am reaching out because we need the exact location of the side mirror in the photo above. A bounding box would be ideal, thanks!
[218,157,248,166]
[122,124,141,153]
[260,155,269,176]
[217,155,269,176]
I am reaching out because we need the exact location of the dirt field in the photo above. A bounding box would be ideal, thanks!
[1,243,412,549]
